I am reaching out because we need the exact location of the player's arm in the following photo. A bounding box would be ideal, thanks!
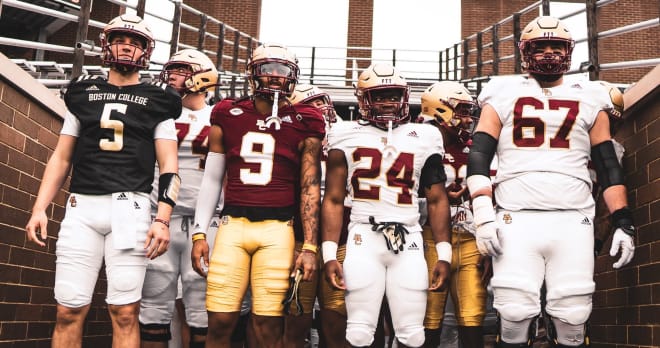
[590,110,634,269]
[296,135,323,281]
[146,134,178,260]
[467,103,502,256]
[421,154,451,291]
[321,148,348,290]
[191,124,226,277]
[25,135,77,247]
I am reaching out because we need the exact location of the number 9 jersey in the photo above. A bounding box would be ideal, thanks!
[63,75,182,195]
[478,76,613,213]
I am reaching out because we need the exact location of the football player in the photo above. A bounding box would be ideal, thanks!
[25,14,181,347]
[138,49,221,348]
[466,16,635,347]
[417,81,490,348]
[191,43,325,347]
[322,63,452,347]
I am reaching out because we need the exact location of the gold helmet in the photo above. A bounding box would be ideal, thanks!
[246,43,299,97]
[160,49,218,95]
[355,63,410,128]
[420,81,478,143]
[100,14,155,71]
[596,80,625,135]
[289,84,337,123]
[519,16,574,75]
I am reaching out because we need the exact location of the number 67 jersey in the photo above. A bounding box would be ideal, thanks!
[478,76,613,213]
[327,121,444,232]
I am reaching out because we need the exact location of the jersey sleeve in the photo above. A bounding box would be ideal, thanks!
[209,99,235,128]
[295,104,326,140]
[154,118,177,140]
[477,76,515,124]
[164,84,183,121]
[60,110,80,137]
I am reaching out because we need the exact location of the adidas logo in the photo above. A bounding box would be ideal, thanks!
[210,220,219,228]
[116,192,128,200]
[407,131,418,138]
[581,217,591,225]
[281,115,293,123]
[85,85,100,91]
[134,202,141,209]
[408,242,420,250]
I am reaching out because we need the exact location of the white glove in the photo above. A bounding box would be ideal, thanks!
[471,195,501,257]
[476,221,502,257]
[609,228,634,269]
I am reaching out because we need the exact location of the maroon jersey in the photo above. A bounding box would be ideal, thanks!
[211,98,325,208]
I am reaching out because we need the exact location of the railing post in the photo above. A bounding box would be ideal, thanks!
[542,0,550,16]
[492,24,499,76]
[72,0,92,79]
[310,46,316,85]
[438,50,442,81]
[586,0,599,80]
[445,47,450,80]
[513,13,522,74]
[462,38,469,81]
[476,32,482,79]
[453,44,458,80]
[215,23,226,102]
[230,31,241,98]
[170,0,182,57]
[392,49,396,67]
[136,0,146,18]
[244,37,253,96]
[197,14,207,51]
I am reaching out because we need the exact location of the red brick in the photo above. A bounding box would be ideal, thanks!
[0,163,20,187]
[0,101,14,125]
[2,185,32,211]
[1,87,30,115]
[639,262,660,285]
[640,304,660,324]
[628,325,653,345]
[0,322,28,340]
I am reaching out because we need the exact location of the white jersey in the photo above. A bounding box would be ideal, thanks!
[479,76,612,213]
[151,104,214,216]
[328,121,445,231]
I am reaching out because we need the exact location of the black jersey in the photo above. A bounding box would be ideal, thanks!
[64,75,182,195]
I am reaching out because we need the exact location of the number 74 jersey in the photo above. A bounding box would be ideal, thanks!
[327,121,445,231]
[478,76,613,210]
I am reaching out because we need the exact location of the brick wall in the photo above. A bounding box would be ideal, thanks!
[0,53,113,346]
[592,67,660,348]
[345,0,374,85]
[459,0,657,84]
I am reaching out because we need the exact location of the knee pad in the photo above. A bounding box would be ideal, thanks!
[189,326,208,348]
[496,313,537,346]
[546,316,588,347]
[139,322,171,342]
[396,326,425,347]
[346,325,374,347]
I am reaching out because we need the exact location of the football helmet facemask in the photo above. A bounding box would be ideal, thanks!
[160,49,218,95]
[419,81,478,143]
[596,80,625,135]
[100,14,154,71]
[289,84,337,124]
[247,43,299,98]
[519,16,574,75]
[355,63,410,129]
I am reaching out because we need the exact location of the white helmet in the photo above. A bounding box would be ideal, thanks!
[519,16,574,75]
[289,84,337,124]
[355,63,410,128]
[419,81,478,143]
[246,43,299,97]
[100,14,155,71]
[160,49,218,95]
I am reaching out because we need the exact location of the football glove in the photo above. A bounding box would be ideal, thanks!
[609,228,634,269]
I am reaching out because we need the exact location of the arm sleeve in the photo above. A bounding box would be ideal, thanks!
[154,118,177,140]
[60,111,80,137]
[193,152,226,233]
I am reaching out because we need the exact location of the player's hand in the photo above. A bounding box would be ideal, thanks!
[478,255,493,285]
[447,184,467,204]
[324,260,346,290]
[191,238,210,278]
[475,222,502,257]
[25,211,49,247]
[144,221,170,260]
[429,260,450,291]
[609,228,634,269]
[293,250,317,282]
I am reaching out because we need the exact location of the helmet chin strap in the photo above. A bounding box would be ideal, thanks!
[383,120,397,157]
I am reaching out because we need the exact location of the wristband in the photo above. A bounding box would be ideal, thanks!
[153,218,170,228]
[322,241,338,264]
[302,243,318,254]
[435,242,452,263]
[471,195,496,226]
[191,233,206,242]
[611,207,635,236]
